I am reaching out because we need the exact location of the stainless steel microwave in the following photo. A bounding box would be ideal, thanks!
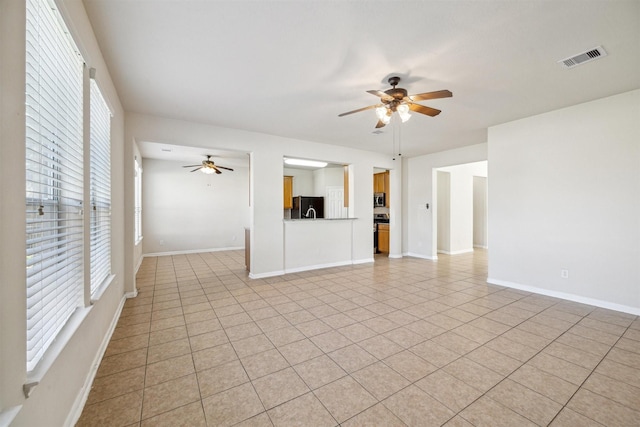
[374,192,385,207]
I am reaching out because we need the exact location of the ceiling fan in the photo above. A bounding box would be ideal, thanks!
[182,155,234,175]
[338,76,452,128]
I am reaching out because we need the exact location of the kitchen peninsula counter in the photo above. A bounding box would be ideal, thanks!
[283,218,360,273]
[283,218,358,221]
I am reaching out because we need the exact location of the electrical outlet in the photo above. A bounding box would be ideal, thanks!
[561,269,569,279]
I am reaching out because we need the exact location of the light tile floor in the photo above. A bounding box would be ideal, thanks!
[77,250,640,426]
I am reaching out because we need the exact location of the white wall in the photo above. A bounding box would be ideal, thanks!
[437,161,488,254]
[283,167,314,196]
[488,90,640,314]
[313,166,344,196]
[473,176,488,248]
[282,166,345,199]
[1,0,128,425]
[142,158,249,254]
[436,171,451,253]
[404,143,488,259]
[132,142,144,275]
[126,113,401,277]
[284,220,355,272]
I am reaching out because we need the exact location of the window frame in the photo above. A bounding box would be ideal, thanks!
[89,78,113,298]
[134,158,143,244]
[25,0,86,374]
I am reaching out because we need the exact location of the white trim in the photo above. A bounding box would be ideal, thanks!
[284,260,353,274]
[125,289,138,299]
[249,258,374,279]
[249,270,285,279]
[473,244,489,249]
[90,274,115,304]
[388,253,403,259]
[437,248,474,255]
[143,246,244,257]
[0,406,21,427]
[487,278,640,316]
[25,306,91,394]
[65,294,127,427]
[134,253,144,275]
[403,252,438,260]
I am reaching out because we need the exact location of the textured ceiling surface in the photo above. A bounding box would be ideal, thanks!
[83,0,640,159]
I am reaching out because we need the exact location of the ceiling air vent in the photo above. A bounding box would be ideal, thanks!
[558,46,607,69]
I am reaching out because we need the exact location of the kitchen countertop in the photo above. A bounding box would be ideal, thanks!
[284,218,358,221]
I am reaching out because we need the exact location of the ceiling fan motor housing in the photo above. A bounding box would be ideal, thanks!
[337,75,450,125]
[382,87,408,112]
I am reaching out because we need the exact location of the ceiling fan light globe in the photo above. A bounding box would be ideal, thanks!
[399,110,411,123]
[375,106,388,120]
[381,114,391,124]
[201,167,215,174]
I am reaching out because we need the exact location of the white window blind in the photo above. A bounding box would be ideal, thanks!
[89,79,111,295]
[25,0,84,371]
[134,159,142,243]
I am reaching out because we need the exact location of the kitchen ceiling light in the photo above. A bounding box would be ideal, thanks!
[200,166,216,174]
[284,158,328,168]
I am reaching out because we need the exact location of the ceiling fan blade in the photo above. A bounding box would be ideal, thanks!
[366,90,394,102]
[212,166,222,174]
[338,104,379,117]
[375,119,387,129]
[409,90,452,102]
[407,102,441,117]
[190,167,202,172]
[182,164,202,168]
[216,165,234,171]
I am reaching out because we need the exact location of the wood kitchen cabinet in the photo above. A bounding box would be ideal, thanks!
[374,171,390,207]
[377,223,389,253]
[283,176,293,209]
[374,172,385,193]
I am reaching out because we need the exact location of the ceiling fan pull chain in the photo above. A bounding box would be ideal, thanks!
[398,121,402,158]
[392,116,397,160]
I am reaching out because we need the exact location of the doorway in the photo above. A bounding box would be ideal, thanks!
[434,161,488,255]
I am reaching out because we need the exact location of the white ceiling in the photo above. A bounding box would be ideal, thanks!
[83,0,640,159]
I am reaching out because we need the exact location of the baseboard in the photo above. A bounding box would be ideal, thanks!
[144,246,244,257]
[473,244,488,249]
[487,277,640,316]
[0,405,21,427]
[249,258,375,279]
[284,260,353,274]
[249,270,285,279]
[134,254,144,275]
[65,294,128,427]
[388,253,403,259]
[404,252,438,261]
[437,248,474,255]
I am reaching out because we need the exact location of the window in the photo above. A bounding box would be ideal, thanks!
[25,0,84,371]
[89,79,112,295]
[134,158,143,243]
